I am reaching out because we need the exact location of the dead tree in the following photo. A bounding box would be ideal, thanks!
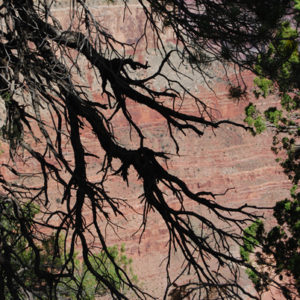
[0,0,292,299]
[168,283,192,300]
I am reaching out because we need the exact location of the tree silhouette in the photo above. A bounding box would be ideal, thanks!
[0,0,293,299]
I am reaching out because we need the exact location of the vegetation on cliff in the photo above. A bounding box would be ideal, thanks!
[241,6,300,298]
[0,197,136,299]
[0,0,298,299]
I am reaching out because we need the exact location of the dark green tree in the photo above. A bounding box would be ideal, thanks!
[241,2,300,298]
[0,195,136,299]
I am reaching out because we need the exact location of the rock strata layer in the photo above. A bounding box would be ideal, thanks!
[0,2,290,299]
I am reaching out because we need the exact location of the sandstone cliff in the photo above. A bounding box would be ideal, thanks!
[0,2,290,299]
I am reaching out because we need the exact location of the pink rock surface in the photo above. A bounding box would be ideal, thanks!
[0,2,292,299]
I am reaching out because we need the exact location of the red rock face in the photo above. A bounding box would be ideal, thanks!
[0,2,290,299]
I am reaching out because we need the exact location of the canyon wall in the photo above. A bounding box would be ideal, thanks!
[0,1,290,299]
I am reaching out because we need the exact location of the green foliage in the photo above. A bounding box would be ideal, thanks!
[240,220,264,290]
[0,199,137,299]
[246,2,300,182]
[253,116,266,134]
[255,21,299,93]
[245,103,257,118]
[74,244,138,299]
[254,77,273,98]
[1,91,11,102]
[243,6,300,296]
[240,219,263,262]
[0,200,40,298]
[241,201,300,295]
[290,185,298,197]
[245,268,260,287]
[244,103,267,134]
[263,196,300,296]
[281,93,300,112]
[264,108,282,127]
